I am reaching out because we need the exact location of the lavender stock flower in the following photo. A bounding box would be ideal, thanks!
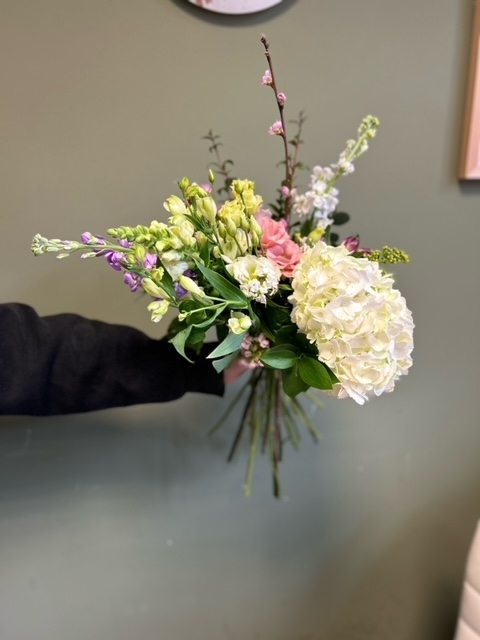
[124,272,141,292]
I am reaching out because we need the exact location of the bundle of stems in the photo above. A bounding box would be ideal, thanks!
[210,368,323,498]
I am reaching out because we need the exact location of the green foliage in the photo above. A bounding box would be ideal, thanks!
[211,350,241,374]
[331,211,350,226]
[194,260,248,308]
[260,345,298,369]
[207,330,247,360]
[169,326,194,362]
[282,362,309,398]
[298,357,334,390]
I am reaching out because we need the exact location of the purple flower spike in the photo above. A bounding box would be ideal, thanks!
[105,250,124,271]
[124,272,141,292]
[144,253,157,270]
[174,282,188,298]
[81,232,106,246]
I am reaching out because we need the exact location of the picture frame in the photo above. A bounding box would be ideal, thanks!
[188,0,282,14]
[459,1,480,179]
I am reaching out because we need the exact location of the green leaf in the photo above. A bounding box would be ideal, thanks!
[194,260,248,307]
[190,292,213,308]
[206,330,247,360]
[282,364,309,398]
[298,357,333,390]
[293,332,318,355]
[331,211,350,226]
[260,346,298,370]
[257,301,292,336]
[166,315,186,338]
[199,240,210,267]
[192,303,227,329]
[169,326,194,362]
[157,260,177,300]
[186,327,206,347]
[299,218,315,237]
[275,324,298,345]
[211,350,240,374]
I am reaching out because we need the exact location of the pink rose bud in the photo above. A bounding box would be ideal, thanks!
[343,235,360,252]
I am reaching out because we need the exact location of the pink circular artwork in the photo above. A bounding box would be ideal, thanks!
[188,0,283,15]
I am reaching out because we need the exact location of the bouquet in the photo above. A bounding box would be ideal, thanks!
[31,37,414,497]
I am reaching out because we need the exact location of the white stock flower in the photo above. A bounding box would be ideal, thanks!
[292,165,339,228]
[226,255,281,304]
[289,242,414,404]
[161,250,189,281]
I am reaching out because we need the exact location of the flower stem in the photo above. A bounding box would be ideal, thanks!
[261,35,294,222]
[244,382,262,496]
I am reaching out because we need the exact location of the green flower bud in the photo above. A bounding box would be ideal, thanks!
[134,245,146,263]
[147,299,170,323]
[178,177,190,193]
[195,231,208,250]
[155,239,170,253]
[219,239,238,261]
[196,196,217,225]
[124,254,136,266]
[249,217,263,239]
[240,216,250,232]
[225,216,238,238]
[164,195,188,217]
[227,312,252,335]
[208,169,215,184]
[249,228,261,247]
[142,277,170,299]
[367,246,410,264]
[235,229,249,254]
[178,275,206,297]
[150,267,165,281]
[307,227,325,244]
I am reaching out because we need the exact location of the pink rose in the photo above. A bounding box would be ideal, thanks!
[261,218,290,248]
[256,213,302,277]
[265,240,303,277]
[255,208,274,223]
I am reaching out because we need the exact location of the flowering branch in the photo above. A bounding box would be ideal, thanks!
[260,35,294,222]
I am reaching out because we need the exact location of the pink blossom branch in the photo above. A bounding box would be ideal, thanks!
[261,35,294,222]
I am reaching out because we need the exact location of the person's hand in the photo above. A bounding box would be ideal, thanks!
[224,358,251,384]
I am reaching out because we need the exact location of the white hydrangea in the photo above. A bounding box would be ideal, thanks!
[226,255,281,304]
[289,242,414,404]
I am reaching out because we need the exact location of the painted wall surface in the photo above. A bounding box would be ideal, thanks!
[0,1,479,638]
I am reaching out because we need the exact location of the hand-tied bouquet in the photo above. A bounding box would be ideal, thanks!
[32,37,414,497]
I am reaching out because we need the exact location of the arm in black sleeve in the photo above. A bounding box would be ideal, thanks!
[0,303,224,416]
